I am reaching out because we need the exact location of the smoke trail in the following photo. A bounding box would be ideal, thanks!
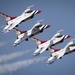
[0,48,35,63]
[0,25,4,29]
[0,38,16,48]
[0,41,7,47]
[0,56,47,74]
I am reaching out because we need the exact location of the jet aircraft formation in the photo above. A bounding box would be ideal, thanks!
[0,5,75,64]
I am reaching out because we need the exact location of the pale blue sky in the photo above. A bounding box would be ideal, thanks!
[0,0,75,75]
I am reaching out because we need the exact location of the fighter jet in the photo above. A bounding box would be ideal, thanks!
[1,5,41,33]
[46,39,75,64]
[30,30,71,56]
[12,19,50,47]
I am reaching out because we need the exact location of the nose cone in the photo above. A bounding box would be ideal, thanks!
[12,43,17,47]
[46,61,50,64]
[35,10,41,14]
[46,61,54,64]
[65,35,71,39]
[2,29,9,34]
[2,30,5,34]
[45,24,50,29]
[32,53,37,56]
[2,30,6,34]
[32,53,40,56]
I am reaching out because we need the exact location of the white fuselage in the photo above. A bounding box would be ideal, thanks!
[33,35,67,55]
[51,35,65,46]
[34,40,51,54]
[3,10,36,33]
[13,33,25,46]
[13,24,46,46]
[46,43,75,64]
[27,25,45,37]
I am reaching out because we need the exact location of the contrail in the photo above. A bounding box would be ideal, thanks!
[0,48,35,63]
[0,56,47,74]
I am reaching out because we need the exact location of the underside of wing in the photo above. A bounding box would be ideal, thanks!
[12,28,21,35]
[12,28,26,35]
[48,47,61,53]
[30,37,47,45]
[0,12,17,21]
[30,37,41,45]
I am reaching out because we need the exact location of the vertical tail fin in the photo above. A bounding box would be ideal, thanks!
[64,35,71,39]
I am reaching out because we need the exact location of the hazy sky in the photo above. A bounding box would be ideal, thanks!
[0,0,75,75]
